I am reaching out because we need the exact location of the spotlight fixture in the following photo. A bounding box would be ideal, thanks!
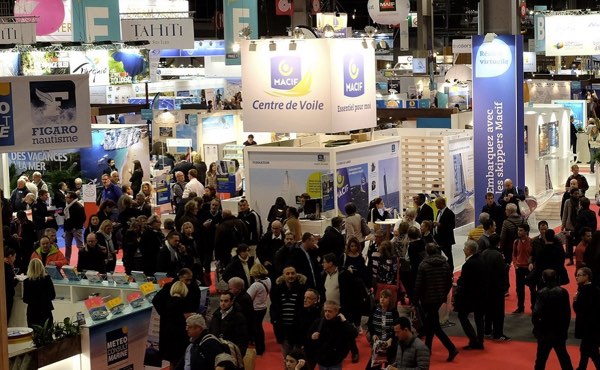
[238,26,251,39]
[321,24,335,38]
[483,32,497,43]
[364,26,377,38]
[293,27,305,39]
[289,40,297,51]
[269,41,277,51]
[249,41,257,52]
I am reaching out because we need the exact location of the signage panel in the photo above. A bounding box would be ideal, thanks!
[121,18,194,49]
[0,75,91,152]
[72,0,121,43]
[224,0,258,65]
[14,0,72,42]
[452,39,472,54]
[241,38,376,133]
[545,14,600,56]
[472,35,524,219]
[0,21,36,44]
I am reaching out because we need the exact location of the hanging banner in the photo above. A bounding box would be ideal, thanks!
[121,18,194,49]
[472,35,524,219]
[533,6,546,54]
[0,75,91,153]
[224,0,258,65]
[241,38,376,133]
[119,0,189,13]
[0,21,36,44]
[14,0,73,42]
[367,0,410,25]
[72,0,121,43]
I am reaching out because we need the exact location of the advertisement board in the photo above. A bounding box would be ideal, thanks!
[69,50,111,86]
[0,22,36,45]
[545,14,600,56]
[472,35,524,216]
[241,38,376,133]
[551,99,586,131]
[14,0,73,42]
[0,75,91,153]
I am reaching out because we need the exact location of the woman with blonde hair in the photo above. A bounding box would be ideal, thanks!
[23,258,56,328]
[158,280,192,369]
[206,162,218,188]
[247,262,272,356]
[96,219,117,273]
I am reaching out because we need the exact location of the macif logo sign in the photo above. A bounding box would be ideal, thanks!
[0,83,14,146]
[268,55,313,97]
[379,0,396,11]
[271,56,301,90]
[343,54,364,97]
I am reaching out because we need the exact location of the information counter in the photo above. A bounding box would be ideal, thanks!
[81,302,153,370]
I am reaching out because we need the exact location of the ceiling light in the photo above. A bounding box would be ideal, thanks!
[232,42,240,53]
[322,24,335,38]
[269,41,277,51]
[238,26,251,40]
[293,27,304,39]
[364,26,377,38]
[249,41,257,51]
[289,40,297,51]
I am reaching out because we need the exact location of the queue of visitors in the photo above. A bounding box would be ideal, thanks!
[4,154,600,370]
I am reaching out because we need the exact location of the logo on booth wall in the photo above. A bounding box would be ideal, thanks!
[379,0,396,11]
[268,55,313,97]
[343,54,364,97]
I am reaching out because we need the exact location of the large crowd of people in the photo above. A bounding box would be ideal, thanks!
[4,153,600,370]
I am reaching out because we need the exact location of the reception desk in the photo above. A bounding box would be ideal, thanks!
[81,302,153,370]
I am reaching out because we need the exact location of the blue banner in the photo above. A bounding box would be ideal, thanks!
[224,0,258,65]
[472,34,524,219]
[0,83,15,147]
[552,100,586,131]
[72,0,121,42]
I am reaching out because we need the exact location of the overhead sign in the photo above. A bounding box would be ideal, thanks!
[241,38,376,133]
[72,0,121,43]
[316,13,348,31]
[472,35,524,218]
[121,18,194,49]
[0,21,36,44]
[545,14,600,56]
[452,38,472,54]
[533,6,546,53]
[224,0,258,66]
[119,0,189,13]
[367,0,410,25]
[0,75,91,153]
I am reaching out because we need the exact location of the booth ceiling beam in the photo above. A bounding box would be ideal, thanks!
[120,11,195,19]
[377,108,454,121]
[0,15,37,23]
[91,104,148,116]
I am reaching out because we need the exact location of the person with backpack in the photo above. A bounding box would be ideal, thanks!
[499,203,528,296]
[175,314,227,370]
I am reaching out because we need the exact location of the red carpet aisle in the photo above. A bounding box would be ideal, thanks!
[254,322,581,370]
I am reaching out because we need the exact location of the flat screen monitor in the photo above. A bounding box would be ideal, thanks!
[302,198,322,219]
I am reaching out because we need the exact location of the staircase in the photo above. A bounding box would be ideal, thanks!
[533,193,563,221]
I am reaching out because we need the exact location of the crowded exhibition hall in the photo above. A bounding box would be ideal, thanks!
[1,0,600,370]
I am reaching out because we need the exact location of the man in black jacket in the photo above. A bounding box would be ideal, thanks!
[573,267,600,370]
[482,192,505,234]
[532,269,573,370]
[481,232,510,341]
[287,233,322,290]
[175,314,225,370]
[209,292,249,356]
[414,193,434,224]
[317,217,345,259]
[63,191,85,265]
[307,301,357,369]
[455,240,487,350]
[256,220,284,280]
[32,189,53,240]
[433,197,456,271]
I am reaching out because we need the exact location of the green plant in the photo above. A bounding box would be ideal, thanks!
[31,317,81,348]
[53,317,80,340]
[31,319,55,348]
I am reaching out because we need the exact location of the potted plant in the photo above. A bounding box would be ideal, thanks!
[32,317,82,368]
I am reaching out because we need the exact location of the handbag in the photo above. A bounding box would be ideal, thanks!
[518,199,531,218]
[398,301,424,335]
[361,217,372,237]
[243,347,256,370]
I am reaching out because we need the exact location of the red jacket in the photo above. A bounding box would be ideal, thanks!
[513,237,532,268]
